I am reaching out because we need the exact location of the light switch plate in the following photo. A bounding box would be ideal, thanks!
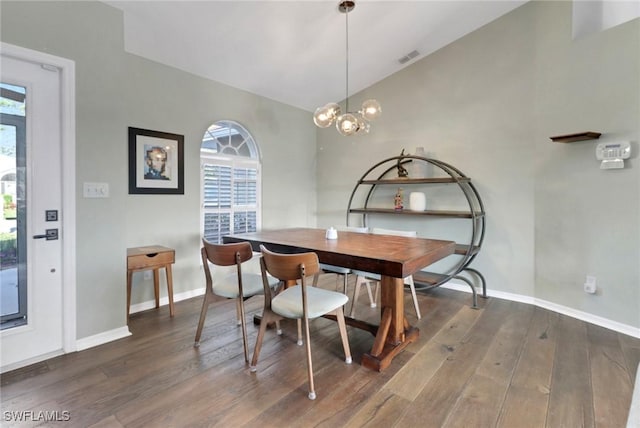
[83,182,109,198]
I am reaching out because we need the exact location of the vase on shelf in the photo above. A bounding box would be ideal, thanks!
[409,192,426,211]
[410,147,428,178]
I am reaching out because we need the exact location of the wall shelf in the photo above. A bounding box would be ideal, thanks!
[550,131,601,143]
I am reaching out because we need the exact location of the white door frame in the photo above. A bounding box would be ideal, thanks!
[1,42,77,364]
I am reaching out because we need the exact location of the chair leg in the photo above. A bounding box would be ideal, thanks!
[407,276,421,320]
[237,296,250,363]
[335,308,352,364]
[365,281,377,308]
[302,315,316,400]
[297,319,303,346]
[194,289,215,346]
[350,276,364,317]
[251,309,278,372]
[351,276,378,318]
[235,299,242,325]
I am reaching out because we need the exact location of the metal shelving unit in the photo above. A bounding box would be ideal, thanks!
[346,154,487,307]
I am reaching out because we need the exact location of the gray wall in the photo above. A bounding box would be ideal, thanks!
[317,1,639,329]
[1,1,317,339]
[2,0,638,342]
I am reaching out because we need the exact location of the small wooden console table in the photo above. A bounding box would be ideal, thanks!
[127,245,175,320]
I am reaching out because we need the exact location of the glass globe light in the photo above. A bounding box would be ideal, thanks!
[336,113,358,136]
[361,99,382,121]
[313,103,341,128]
[356,116,370,134]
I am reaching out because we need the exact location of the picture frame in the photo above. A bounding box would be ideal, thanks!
[128,127,184,195]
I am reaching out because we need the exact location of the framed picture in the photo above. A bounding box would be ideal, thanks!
[128,127,184,194]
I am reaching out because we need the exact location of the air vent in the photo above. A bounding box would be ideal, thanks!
[398,50,420,65]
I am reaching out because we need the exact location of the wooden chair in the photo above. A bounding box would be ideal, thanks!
[251,245,352,400]
[194,240,279,363]
[350,228,422,319]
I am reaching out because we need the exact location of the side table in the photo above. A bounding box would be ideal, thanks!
[127,245,175,320]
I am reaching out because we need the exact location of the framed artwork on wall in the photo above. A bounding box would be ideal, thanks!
[128,127,184,194]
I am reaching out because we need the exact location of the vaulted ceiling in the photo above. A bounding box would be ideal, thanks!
[104,1,528,112]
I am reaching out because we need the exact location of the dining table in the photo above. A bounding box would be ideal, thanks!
[223,227,456,371]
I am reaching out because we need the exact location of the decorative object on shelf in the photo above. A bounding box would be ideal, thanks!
[409,192,426,211]
[394,188,404,210]
[410,147,428,178]
[312,1,381,136]
[549,131,601,143]
[396,149,409,178]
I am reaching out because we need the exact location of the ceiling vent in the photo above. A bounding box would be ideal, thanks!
[398,50,420,65]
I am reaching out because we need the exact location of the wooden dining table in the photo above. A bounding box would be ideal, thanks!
[223,227,456,371]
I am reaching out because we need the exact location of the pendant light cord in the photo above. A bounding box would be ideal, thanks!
[345,6,349,113]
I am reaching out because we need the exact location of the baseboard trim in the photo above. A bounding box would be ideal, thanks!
[76,326,132,351]
[0,349,64,374]
[440,281,640,339]
[68,282,640,355]
[128,287,205,315]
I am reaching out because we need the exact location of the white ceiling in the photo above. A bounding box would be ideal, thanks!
[104,1,528,112]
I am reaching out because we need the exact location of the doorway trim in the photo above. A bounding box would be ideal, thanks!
[1,42,77,361]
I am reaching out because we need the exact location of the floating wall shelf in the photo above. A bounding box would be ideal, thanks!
[550,131,601,143]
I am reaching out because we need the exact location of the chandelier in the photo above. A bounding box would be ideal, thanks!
[313,0,381,136]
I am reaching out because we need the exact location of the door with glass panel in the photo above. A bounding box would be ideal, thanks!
[0,52,64,370]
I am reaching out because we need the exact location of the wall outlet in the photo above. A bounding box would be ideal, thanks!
[584,275,597,294]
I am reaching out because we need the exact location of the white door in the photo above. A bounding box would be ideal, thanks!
[0,45,75,371]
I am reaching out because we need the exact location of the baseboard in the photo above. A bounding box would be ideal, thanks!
[0,349,64,374]
[76,326,132,351]
[128,287,205,315]
[440,281,640,339]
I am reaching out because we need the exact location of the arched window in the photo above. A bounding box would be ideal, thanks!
[200,121,261,244]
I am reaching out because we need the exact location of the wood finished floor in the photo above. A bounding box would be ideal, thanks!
[1,275,639,428]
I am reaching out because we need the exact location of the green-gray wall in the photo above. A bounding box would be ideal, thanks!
[317,1,639,330]
[1,0,638,345]
[1,1,317,340]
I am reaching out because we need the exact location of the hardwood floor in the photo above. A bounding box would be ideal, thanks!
[2,275,639,427]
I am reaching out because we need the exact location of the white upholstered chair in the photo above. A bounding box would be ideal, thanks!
[315,226,372,298]
[350,228,422,319]
[251,245,352,400]
[194,240,279,363]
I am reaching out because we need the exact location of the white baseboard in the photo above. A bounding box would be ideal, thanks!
[73,282,639,355]
[75,287,206,353]
[0,349,64,374]
[76,326,132,351]
[128,287,205,315]
[440,281,640,339]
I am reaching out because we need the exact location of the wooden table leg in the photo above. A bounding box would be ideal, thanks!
[361,275,419,371]
[153,269,160,309]
[127,269,133,321]
[165,264,175,317]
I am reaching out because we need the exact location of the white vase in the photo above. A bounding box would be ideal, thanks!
[411,147,428,178]
[409,192,426,211]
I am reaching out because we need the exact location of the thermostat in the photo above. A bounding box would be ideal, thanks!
[595,141,631,169]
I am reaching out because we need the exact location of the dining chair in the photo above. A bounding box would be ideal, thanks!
[315,226,375,304]
[194,239,279,364]
[350,227,422,319]
[251,245,352,400]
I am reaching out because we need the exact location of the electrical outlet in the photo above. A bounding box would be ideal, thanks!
[584,275,597,294]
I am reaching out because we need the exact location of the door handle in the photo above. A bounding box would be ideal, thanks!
[33,229,58,240]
